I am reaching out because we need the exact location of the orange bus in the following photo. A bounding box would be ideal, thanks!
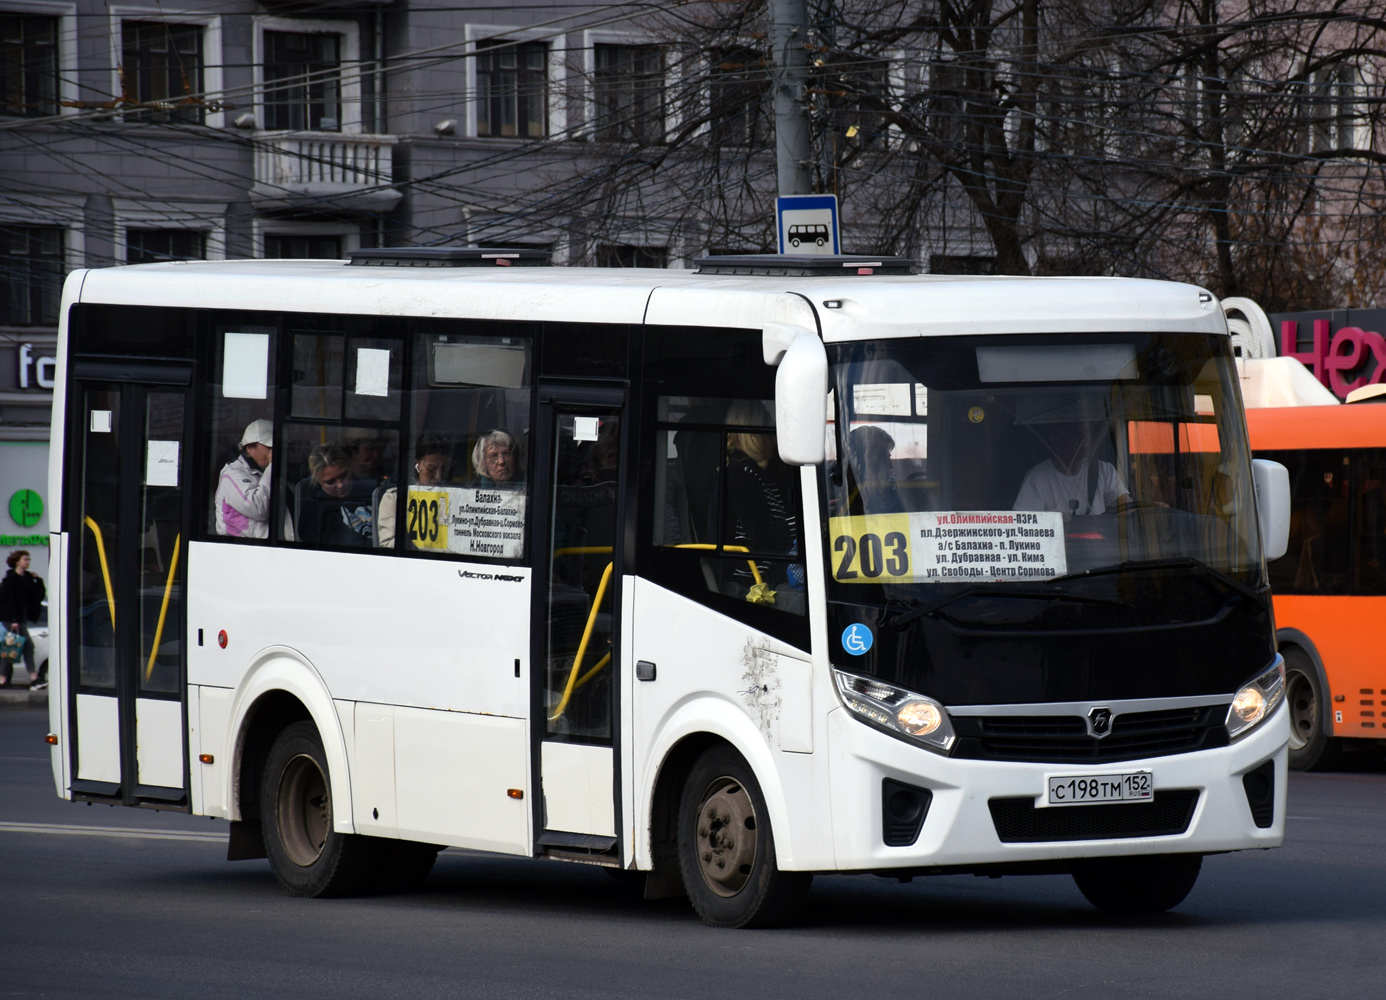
[1246,404,1386,769]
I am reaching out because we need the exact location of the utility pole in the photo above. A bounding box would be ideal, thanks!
[770,0,814,197]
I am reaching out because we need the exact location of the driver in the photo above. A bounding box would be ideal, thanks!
[1013,421,1131,517]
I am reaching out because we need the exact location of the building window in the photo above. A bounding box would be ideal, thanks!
[0,226,64,326]
[264,31,341,131]
[127,229,207,264]
[710,48,769,148]
[1309,66,1364,152]
[594,44,663,143]
[596,244,666,268]
[265,234,343,259]
[122,21,204,123]
[476,40,547,138]
[1,14,59,117]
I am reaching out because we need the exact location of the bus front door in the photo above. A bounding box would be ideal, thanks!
[532,389,624,856]
[67,372,191,806]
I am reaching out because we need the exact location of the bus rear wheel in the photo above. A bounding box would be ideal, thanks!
[262,721,378,897]
[676,747,810,928]
[1284,649,1341,771]
[1072,854,1202,914]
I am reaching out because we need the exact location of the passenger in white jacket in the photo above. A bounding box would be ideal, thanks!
[215,419,293,539]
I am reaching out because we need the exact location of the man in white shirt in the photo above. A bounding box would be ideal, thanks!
[1013,421,1131,517]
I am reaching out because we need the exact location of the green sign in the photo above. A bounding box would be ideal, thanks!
[8,489,42,528]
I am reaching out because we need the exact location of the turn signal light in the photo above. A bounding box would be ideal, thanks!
[45,733,58,745]
[199,754,215,764]
[507,788,524,799]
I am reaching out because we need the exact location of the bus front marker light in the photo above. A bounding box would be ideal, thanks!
[1226,658,1285,740]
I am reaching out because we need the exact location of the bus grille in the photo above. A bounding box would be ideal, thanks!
[988,790,1200,843]
[951,706,1228,764]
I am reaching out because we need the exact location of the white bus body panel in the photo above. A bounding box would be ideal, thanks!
[190,541,532,840]
[351,702,397,837]
[188,543,528,715]
[73,694,120,783]
[75,261,657,326]
[541,742,614,838]
[47,274,84,798]
[394,707,530,854]
[189,685,233,817]
[134,698,185,789]
[629,578,835,871]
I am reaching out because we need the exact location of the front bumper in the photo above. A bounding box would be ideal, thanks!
[825,699,1288,871]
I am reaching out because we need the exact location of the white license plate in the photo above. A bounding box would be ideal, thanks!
[1046,771,1153,807]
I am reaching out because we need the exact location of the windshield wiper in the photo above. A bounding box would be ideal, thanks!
[887,587,1131,630]
[1049,557,1266,605]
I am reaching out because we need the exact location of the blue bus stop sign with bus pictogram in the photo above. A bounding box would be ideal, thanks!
[777,194,841,255]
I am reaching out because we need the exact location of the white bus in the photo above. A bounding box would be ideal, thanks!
[46,250,1291,927]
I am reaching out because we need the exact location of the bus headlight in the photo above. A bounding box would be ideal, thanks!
[834,669,956,753]
[1226,657,1285,740]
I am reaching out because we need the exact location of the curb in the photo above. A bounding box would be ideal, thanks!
[0,688,47,710]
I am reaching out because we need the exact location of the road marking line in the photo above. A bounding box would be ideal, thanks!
[0,821,224,843]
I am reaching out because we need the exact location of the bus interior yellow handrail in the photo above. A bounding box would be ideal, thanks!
[145,534,181,682]
[672,543,764,587]
[548,561,614,722]
[545,543,769,720]
[83,516,116,631]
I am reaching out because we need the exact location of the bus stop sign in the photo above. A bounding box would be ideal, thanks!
[777,194,840,255]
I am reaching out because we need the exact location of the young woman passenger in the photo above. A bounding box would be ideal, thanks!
[300,444,373,547]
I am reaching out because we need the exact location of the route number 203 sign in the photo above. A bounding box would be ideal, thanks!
[828,511,1068,584]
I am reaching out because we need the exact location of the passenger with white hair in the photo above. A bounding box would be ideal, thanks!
[472,429,520,486]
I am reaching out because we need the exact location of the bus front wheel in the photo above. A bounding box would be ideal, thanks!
[676,747,810,928]
[1284,648,1341,771]
[261,721,378,897]
[1072,854,1202,914]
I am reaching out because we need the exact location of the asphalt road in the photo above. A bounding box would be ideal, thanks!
[2,705,1384,999]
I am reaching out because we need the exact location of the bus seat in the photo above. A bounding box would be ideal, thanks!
[370,485,390,547]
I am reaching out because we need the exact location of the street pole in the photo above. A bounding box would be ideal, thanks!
[771,0,814,197]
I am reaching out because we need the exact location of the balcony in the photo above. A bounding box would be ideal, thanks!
[252,132,401,214]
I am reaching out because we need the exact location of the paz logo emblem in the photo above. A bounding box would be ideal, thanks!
[1086,707,1114,739]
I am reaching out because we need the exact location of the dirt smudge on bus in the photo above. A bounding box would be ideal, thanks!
[739,639,782,741]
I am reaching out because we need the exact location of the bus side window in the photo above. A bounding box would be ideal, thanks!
[398,330,532,559]
[641,327,810,650]
[207,324,278,543]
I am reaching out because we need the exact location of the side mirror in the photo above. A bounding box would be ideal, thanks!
[764,323,827,466]
[1251,458,1290,562]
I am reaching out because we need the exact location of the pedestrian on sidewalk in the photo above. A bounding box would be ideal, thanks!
[0,550,46,690]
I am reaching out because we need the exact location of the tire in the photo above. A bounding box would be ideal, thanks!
[1284,647,1341,772]
[1072,854,1202,914]
[677,746,810,928]
[261,721,380,897]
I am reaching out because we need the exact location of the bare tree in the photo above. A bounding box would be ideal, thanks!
[507,0,1386,308]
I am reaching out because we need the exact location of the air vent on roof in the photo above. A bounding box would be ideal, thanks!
[347,247,552,267]
[694,254,918,276]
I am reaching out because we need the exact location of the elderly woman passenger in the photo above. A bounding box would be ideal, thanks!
[473,430,520,486]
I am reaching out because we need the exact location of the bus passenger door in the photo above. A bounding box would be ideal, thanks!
[532,388,624,857]
[67,372,191,806]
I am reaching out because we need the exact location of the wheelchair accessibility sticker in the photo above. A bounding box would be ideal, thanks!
[841,623,874,656]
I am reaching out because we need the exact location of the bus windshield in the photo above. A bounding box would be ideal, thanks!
[824,331,1263,605]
